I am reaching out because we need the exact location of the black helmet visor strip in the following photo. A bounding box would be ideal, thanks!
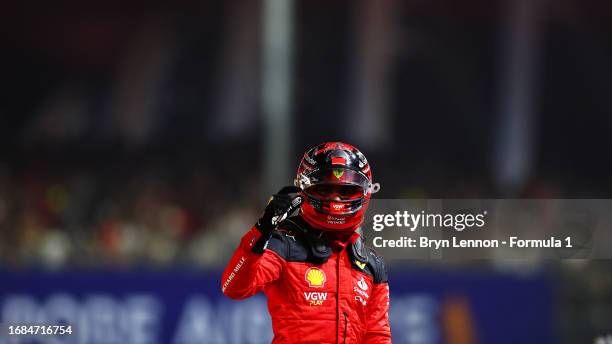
[300,167,370,215]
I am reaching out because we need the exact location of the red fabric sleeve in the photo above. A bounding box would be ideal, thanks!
[362,282,392,343]
[221,226,284,300]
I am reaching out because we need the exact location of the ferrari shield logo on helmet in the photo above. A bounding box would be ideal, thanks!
[333,169,344,179]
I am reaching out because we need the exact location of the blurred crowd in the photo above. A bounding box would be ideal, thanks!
[0,160,260,268]
[0,157,602,270]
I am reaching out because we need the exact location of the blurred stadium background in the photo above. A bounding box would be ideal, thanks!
[1,0,611,343]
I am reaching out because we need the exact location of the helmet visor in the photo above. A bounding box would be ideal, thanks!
[305,184,364,201]
[302,167,370,201]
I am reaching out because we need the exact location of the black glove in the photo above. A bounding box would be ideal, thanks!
[255,186,303,235]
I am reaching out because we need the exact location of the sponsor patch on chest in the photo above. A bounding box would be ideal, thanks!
[304,267,326,288]
[304,291,328,306]
[353,276,370,306]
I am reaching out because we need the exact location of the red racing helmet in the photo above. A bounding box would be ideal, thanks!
[294,142,380,231]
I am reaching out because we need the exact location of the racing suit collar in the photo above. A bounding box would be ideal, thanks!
[325,231,360,251]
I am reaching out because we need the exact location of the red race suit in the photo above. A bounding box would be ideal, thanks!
[221,216,391,344]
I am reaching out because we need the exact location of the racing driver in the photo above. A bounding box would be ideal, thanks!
[221,142,391,343]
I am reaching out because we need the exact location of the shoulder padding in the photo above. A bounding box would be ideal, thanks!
[365,245,388,284]
[349,235,388,284]
[265,227,308,262]
[265,216,331,264]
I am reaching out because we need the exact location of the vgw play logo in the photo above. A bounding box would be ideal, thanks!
[303,292,328,306]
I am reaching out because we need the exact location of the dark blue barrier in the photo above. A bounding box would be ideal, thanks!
[0,268,554,344]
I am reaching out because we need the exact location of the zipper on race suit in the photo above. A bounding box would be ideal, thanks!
[343,312,348,344]
[336,253,340,344]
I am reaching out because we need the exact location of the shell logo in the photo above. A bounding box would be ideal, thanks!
[305,267,326,288]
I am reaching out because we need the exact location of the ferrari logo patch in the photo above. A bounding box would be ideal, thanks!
[333,169,344,179]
